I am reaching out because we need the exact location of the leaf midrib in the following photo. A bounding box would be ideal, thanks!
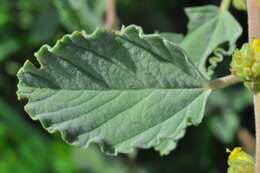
[20,85,207,91]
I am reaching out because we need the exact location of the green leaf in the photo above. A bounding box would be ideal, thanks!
[17,25,211,155]
[29,0,60,44]
[209,109,239,144]
[52,0,106,32]
[207,89,251,144]
[180,5,242,70]
[0,38,19,63]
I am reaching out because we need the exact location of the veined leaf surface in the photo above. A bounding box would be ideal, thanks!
[17,25,211,155]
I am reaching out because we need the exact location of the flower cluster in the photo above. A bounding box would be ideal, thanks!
[231,39,260,93]
[226,147,255,173]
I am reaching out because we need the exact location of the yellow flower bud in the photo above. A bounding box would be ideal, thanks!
[252,39,260,52]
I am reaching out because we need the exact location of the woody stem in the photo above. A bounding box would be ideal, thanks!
[247,0,260,172]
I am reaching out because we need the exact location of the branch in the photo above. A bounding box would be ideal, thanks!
[238,128,256,155]
[206,75,241,90]
[105,0,117,30]
[247,0,260,39]
[220,0,231,11]
[254,95,260,172]
[247,0,260,172]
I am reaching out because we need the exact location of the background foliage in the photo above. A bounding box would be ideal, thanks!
[0,0,254,173]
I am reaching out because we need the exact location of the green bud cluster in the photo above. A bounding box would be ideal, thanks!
[232,0,247,11]
[231,39,260,93]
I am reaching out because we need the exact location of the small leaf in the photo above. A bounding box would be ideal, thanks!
[30,0,60,44]
[209,109,239,144]
[17,25,211,155]
[180,5,242,70]
[53,0,106,32]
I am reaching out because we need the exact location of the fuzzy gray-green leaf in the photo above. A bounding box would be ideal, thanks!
[17,25,211,155]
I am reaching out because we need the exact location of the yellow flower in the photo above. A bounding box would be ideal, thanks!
[252,39,260,52]
[226,147,255,173]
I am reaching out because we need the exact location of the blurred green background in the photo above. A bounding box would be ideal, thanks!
[0,0,254,173]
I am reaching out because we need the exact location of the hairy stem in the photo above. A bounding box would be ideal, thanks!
[247,0,260,39]
[105,0,117,30]
[247,0,260,172]
[206,75,241,90]
[254,95,260,172]
[220,0,231,11]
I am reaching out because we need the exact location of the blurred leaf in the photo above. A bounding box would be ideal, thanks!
[180,5,242,70]
[52,0,106,32]
[0,98,133,173]
[5,61,20,76]
[209,109,240,144]
[29,0,60,44]
[17,25,211,155]
[207,88,251,144]
[208,88,252,113]
[0,38,19,63]
[72,146,130,173]
[0,97,31,131]
[0,3,10,26]
[0,97,79,173]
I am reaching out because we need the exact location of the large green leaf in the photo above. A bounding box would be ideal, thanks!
[180,5,242,70]
[17,25,211,155]
[53,0,106,32]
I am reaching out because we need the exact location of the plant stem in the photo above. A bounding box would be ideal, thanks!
[220,0,231,11]
[238,128,256,155]
[247,0,260,39]
[247,0,260,172]
[105,0,117,30]
[206,75,241,90]
[254,95,260,172]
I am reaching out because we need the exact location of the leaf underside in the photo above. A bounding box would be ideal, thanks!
[17,25,211,155]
